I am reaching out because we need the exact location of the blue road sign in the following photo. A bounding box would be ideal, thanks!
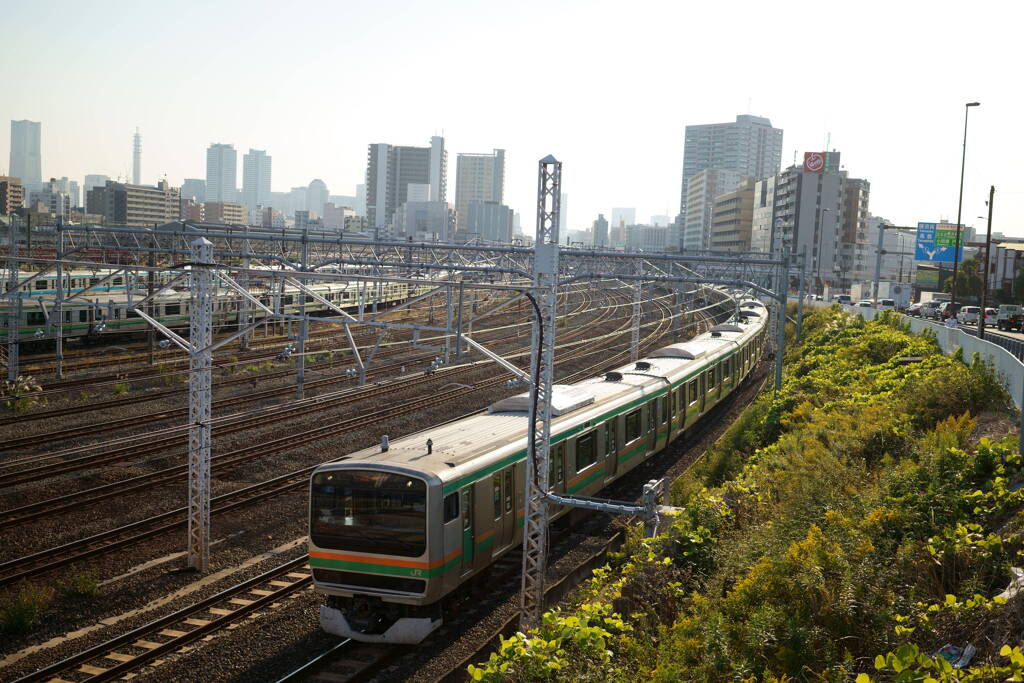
[915,222,964,263]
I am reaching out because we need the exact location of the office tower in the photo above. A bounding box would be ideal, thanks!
[592,214,609,248]
[84,174,111,195]
[465,201,514,242]
[289,186,307,215]
[10,120,42,191]
[454,149,504,232]
[180,178,206,203]
[307,179,329,218]
[611,208,635,231]
[0,176,25,215]
[678,115,783,239]
[132,128,141,185]
[650,215,671,227]
[366,136,447,230]
[709,178,756,251]
[206,143,237,202]
[86,180,180,226]
[626,225,669,251]
[241,149,272,212]
[392,200,455,241]
[682,168,745,250]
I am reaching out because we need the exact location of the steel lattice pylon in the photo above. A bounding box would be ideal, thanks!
[187,237,214,571]
[520,156,561,630]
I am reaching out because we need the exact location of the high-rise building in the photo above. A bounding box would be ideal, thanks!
[180,178,206,203]
[709,178,756,251]
[465,201,514,243]
[366,136,447,230]
[307,179,329,219]
[355,183,366,215]
[593,214,609,248]
[132,128,141,185]
[627,225,669,252]
[84,174,111,195]
[683,168,745,251]
[392,200,455,241]
[678,115,783,246]
[10,120,42,192]
[323,203,355,231]
[752,151,870,292]
[242,149,272,212]
[560,193,568,233]
[0,176,24,215]
[288,187,307,215]
[86,180,180,226]
[206,143,237,203]
[611,208,635,229]
[454,149,504,232]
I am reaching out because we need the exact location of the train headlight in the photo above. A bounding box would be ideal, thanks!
[34,329,44,339]
[159,339,171,349]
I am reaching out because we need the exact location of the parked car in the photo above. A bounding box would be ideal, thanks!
[906,302,923,317]
[997,304,1024,332]
[985,307,998,324]
[957,305,981,325]
[855,300,873,308]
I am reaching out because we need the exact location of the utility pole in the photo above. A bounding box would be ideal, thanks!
[796,246,806,340]
[979,186,995,340]
[520,155,560,631]
[6,216,19,382]
[296,228,309,399]
[631,261,642,362]
[187,237,214,571]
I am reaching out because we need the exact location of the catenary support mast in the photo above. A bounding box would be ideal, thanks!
[187,237,214,571]
[520,155,561,630]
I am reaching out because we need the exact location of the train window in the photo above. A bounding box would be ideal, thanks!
[503,469,513,512]
[575,432,597,471]
[165,304,181,315]
[493,478,502,519]
[444,492,459,523]
[674,388,683,415]
[90,278,99,287]
[306,295,315,303]
[310,470,426,557]
[625,409,641,442]
[687,380,698,405]
[605,419,618,459]
[550,443,564,484]
[35,280,47,290]
[707,368,716,389]
[283,295,294,306]
[647,401,656,433]
[113,277,123,285]
[659,396,669,424]
[27,312,45,325]
[127,309,140,318]
[79,310,88,322]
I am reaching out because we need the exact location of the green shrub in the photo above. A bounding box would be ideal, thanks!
[60,570,100,599]
[0,583,55,635]
[112,382,129,395]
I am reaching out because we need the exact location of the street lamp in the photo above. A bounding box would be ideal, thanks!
[951,101,980,307]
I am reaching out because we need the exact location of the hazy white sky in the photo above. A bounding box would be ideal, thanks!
[2,0,1020,235]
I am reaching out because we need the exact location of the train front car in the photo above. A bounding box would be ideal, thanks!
[309,463,445,644]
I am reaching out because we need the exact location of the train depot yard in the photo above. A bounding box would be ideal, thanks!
[5,167,1021,683]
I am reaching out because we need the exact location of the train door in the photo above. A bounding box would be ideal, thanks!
[495,466,516,551]
[460,487,474,575]
[604,417,619,481]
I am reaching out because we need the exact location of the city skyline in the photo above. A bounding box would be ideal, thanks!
[0,0,1019,234]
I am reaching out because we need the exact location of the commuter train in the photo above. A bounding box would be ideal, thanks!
[308,298,769,643]
[0,278,415,342]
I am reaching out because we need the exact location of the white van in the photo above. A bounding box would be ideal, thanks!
[877,298,896,311]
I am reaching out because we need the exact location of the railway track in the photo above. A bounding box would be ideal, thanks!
[0,291,734,683]
[11,556,313,683]
[0,291,675,587]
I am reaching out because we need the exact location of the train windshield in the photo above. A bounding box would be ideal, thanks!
[310,470,426,558]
